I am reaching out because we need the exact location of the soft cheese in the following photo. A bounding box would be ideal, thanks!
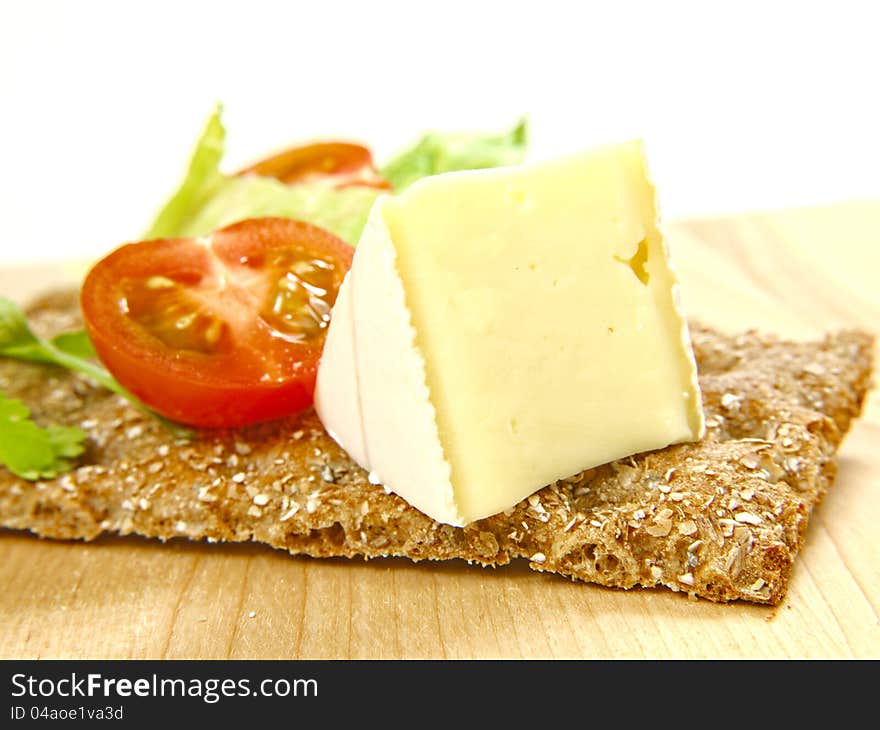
[314,140,704,526]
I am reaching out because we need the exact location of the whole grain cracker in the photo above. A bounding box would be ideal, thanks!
[0,291,873,604]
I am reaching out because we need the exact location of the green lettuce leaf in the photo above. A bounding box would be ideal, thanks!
[144,106,380,246]
[380,118,528,192]
[145,105,227,239]
[168,175,382,247]
[144,108,529,245]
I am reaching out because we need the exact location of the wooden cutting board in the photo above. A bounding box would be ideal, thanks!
[1,201,878,659]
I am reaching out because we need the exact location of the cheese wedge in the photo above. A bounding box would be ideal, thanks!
[314,140,704,526]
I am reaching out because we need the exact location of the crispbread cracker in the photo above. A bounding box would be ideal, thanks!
[0,291,873,604]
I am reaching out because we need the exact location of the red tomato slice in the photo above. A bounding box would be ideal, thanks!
[81,217,354,428]
[237,142,391,190]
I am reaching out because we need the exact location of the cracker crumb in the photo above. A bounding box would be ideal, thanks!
[306,494,320,514]
[719,518,737,537]
[678,519,698,536]
[721,393,741,409]
[646,510,673,537]
[739,454,761,469]
[735,512,762,526]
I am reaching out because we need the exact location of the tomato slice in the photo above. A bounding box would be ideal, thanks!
[237,142,391,190]
[81,217,354,428]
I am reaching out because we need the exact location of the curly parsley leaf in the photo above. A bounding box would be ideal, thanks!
[0,298,192,438]
[0,296,132,393]
[51,330,98,360]
[0,394,86,480]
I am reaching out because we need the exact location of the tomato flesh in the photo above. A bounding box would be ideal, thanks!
[122,274,233,354]
[81,218,354,428]
[237,142,391,190]
[260,252,338,343]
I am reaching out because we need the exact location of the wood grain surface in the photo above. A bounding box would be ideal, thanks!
[1,201,877,659]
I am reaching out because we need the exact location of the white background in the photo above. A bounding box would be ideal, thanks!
[1,0,878,264]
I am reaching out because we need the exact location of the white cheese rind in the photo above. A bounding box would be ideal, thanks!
[315,140,704,527]
[314,202,463,525]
